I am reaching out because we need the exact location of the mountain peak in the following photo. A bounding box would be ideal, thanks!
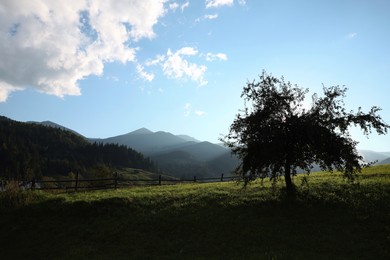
[130,128,154,135]
[28,120,85,138]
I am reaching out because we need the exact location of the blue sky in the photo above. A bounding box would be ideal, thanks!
[0,0,389,151]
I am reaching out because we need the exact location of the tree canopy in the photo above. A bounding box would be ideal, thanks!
[223,71,389,190]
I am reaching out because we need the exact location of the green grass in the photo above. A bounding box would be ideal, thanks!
[1,165,390,259]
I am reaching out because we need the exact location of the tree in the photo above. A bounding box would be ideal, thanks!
[223,71,389,191]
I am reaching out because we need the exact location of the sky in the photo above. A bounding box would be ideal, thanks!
[0,0,389,151]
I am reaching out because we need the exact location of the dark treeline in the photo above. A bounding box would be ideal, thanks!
[0,116,157,180]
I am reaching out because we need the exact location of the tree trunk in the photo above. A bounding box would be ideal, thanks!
[284,168,293,191]
[284,158,294,191]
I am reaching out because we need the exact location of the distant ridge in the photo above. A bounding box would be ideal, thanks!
[130,128,154,135]
[359,150,390,164]
[377,157,390,165]
[177,135,199,142]
[96,127,239,178]
[28,120,85,138]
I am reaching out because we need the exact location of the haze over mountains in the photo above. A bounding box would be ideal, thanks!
[359,150,390,165]
[31,121,390,169]
[5,116,390,179]
[93,128,239,179]
[26,119,240,178]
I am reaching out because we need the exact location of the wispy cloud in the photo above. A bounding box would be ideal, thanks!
[145,55,166,67]
[238,0,246,6]
[196,13,219,22]
[181,2,190,12]
[206,0,234,9]
[0,0,166,102]
[106,76,120,82]
[184,103,206,117]
[170,2,190,13]
[345,32,357,39]
[205,14,219,20]
[205,53,228,61]
[136,64,154,82]
[169,2,179,11]
[184,103,191,116]
[195,110,206,116]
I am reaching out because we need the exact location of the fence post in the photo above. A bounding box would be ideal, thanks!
[114,172,118,189]
[220,173,224,182]
[75,171,79,192]
[158,175,162,185]
[194,176,197,182]
[31,179,36,190]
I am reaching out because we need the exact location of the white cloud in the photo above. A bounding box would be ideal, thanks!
[0,0,166,102]
[145,55,166,66]
[169,2,179,11]
[196,13,218,21]
[162,47,208,86]
[205,0,233,8]
[204,14,219,20]
[238,0,246,6]
[184,103,205,116]
[184,103,191,116]
[0,82,23,102]
[195,110,205,116]
[136,64,155,82]
[143,48,228,85]
[181,2,190,12]
[176,47,199,56]
[205,52,228,61]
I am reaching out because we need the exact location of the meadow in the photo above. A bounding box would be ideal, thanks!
[1,165,390,259]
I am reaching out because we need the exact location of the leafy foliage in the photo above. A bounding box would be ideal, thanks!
[223,71,389,189]
[0,116,157,180]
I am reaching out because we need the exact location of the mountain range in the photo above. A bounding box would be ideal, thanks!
[92,128,239,179]
[18,119,390,178]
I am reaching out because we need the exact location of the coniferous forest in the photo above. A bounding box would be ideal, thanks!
[0,116,157,180]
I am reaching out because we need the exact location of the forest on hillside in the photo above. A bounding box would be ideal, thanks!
[0,116,157,180]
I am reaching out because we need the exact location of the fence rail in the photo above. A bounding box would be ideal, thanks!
[2,173,236,192]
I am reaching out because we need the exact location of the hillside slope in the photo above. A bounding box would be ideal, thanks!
[0,116,157,180]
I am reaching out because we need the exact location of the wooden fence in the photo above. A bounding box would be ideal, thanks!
[11,173,236,192]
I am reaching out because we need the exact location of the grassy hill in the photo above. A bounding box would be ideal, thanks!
[1,165,390,259]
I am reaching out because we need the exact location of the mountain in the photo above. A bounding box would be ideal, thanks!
[377,157,390,165]
[359,150,390,164]
[28,120,85,138]
[0,116,157,180]
[101,129,189,153]
[176,135,199,142]
[166,141,228,162]
[4,115,388,180]
[129,127,154,135]
[98,128,239,178]
[207,152,240,175]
